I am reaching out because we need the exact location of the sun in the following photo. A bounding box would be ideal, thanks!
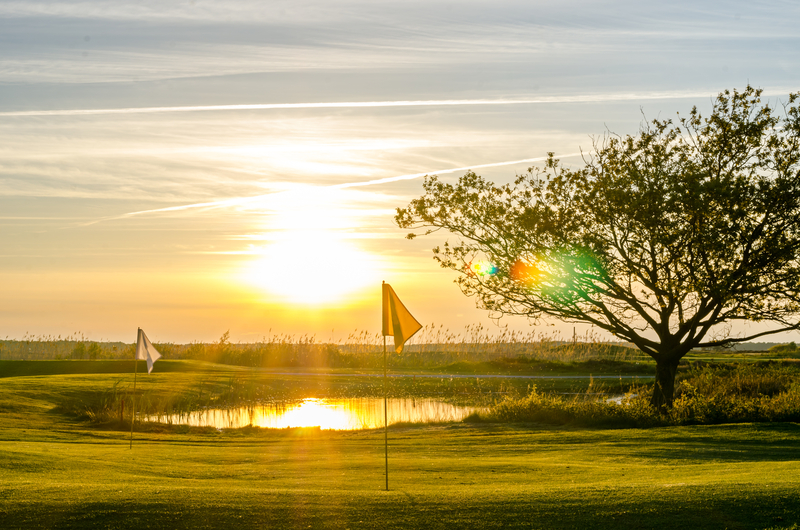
[239,186,381,305]
[244,230,377,304]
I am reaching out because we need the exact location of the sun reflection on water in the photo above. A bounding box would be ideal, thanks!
[267,398,354,430]
[148,398,480,430]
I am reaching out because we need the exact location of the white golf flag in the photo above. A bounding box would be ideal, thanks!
[136,328,161,374]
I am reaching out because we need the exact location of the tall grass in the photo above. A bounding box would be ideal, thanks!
[0,325,646,368]
[56,376,241,425]
[0,333,130,360]
[58,370,521,426]
[482,362,800,427]
[56,361,800,429]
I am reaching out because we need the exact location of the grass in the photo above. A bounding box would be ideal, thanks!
[0,359,238,378]
[481,362,800,428]
[438,357,653,375]
[1,359,650,424]
[6,359,798,429]
[2,362,800,528]
[1,325,649,368]
[1,411,799,528]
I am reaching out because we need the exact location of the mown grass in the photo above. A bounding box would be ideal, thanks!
[0,359,236,378]
[2,364,800,528]
[1,412,799,529]
[439,357,653,375]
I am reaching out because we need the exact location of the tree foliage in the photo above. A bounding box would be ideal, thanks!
[396,86,800,409]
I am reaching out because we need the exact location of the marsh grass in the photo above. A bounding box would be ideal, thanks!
[338,324,648,366]
[6,357,799,432]
[0,333,130,360]
[0,325,647,368]
[56,371,527,426]
[484,361,800,427]
[48,360,638,430]
[50,361,800,431]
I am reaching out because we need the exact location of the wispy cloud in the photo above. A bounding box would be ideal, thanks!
[0,91,760,118]
[83,153,581,225]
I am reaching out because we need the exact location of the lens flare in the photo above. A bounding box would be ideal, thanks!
[510,259,541,285]
[470,260,498,277]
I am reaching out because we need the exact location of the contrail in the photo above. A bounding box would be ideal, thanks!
[0,90,741,118]
[3,99,523,117]
[5,87,796,118]
[84,153,582,225]
[333,153,583,189]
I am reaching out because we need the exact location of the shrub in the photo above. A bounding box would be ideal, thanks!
[769,342,798,353]
[483,362,800,427]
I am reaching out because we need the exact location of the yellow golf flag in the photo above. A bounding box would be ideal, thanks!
[382,282,422,353]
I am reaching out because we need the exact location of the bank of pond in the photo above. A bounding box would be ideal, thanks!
[7,359,783,432]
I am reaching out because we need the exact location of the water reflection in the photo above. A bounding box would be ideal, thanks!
[147,398,480,430]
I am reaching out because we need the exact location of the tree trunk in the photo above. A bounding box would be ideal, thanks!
[650,358,680,412]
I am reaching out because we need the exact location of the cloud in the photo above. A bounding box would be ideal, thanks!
[0,90,770,118]
[2,1,798,86]
[81,153,581,225]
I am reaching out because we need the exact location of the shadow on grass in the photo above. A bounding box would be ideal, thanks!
[2,484,798,530]
[448,421,800,465]
[619,423,800,463]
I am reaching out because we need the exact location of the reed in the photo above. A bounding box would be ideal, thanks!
[482,361,800,427]
[0,333,130,360]
[0,325,646,368]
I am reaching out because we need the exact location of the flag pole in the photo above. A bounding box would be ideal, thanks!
[130,330,138,449]
[384,334,389,492]
[381,281,421,493]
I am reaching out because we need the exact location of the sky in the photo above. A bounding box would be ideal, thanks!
[1,0,799,344]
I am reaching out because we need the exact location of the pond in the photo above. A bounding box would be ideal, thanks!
[145,398,482,431]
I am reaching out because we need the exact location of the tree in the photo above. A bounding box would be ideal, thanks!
[396,86,800,410]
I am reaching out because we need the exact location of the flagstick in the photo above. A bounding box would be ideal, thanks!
[384,335,389,492]
[130,348,138,449]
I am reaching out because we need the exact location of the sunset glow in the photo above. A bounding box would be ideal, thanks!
[1,0,797,342]
[239,185,381,304]
[243,232,378,305]
[4,4,800,528]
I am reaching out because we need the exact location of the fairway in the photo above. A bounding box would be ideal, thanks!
[1,367,799,529]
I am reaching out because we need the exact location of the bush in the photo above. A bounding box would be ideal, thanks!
[769,342,798,353]
[483,362,800,427]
